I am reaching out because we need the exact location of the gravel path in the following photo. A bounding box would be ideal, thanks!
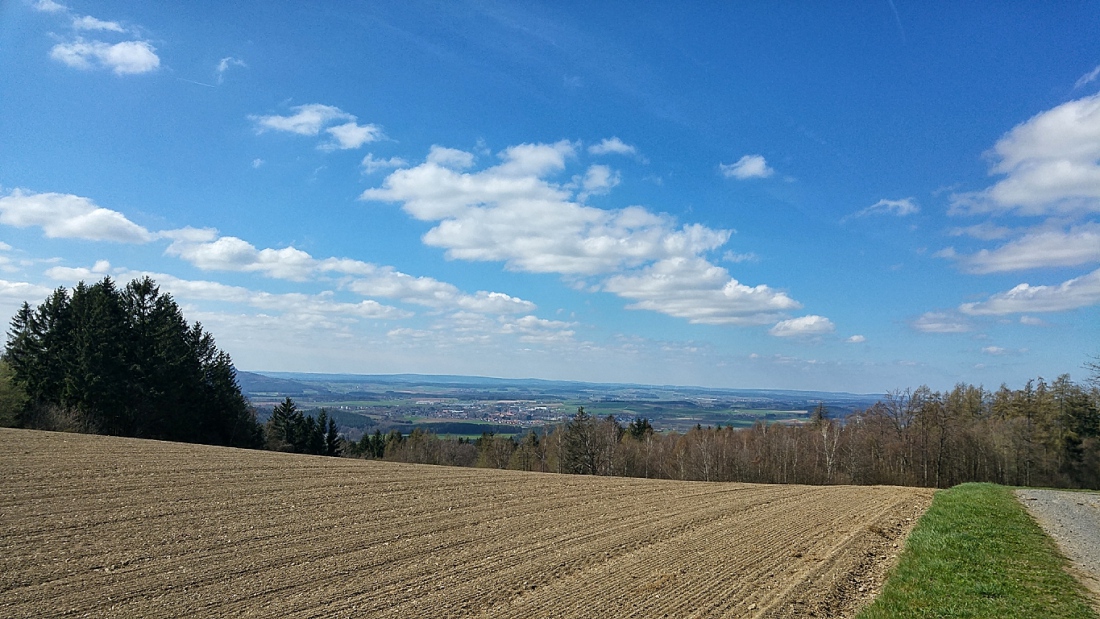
[1016,488,1100,605]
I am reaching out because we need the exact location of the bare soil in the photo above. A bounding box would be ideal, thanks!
[0,428,932,618]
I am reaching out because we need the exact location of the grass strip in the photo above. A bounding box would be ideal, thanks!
[857,482,1097,619]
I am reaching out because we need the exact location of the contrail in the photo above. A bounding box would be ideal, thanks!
[176,77,216,88]
[885,0,906,43]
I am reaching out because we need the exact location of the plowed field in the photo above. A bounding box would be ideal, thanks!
[0,428,932,618]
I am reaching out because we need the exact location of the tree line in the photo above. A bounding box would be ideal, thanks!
[345,376,1100,489]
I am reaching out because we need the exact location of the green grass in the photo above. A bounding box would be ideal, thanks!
[858,483,1097,618]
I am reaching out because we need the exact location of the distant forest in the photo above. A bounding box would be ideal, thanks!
[2,276,1098,489]
[351,376,1100,489]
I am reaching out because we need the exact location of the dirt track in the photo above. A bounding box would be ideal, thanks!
[0,428,932,618]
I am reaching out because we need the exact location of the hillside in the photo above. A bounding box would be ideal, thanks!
[0,429,932,618]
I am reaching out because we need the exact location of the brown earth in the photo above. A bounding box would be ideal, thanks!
[0,428,933,618]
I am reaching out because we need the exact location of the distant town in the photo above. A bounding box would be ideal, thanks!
[238,371,883,440]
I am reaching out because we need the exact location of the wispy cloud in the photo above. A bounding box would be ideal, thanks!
[844,197,919,222]
[361,154,409,174]
[1075,64,1100,90]
[911,311,971,333]
[215,56,246,84]
[71,15,124,32]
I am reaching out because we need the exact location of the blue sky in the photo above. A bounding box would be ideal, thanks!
[1,1,1098,393]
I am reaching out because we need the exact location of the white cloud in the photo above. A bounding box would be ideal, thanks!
[33,0,67,13]
[363,141,806,326]
[250,104,353,136]
[722,251,759,263]
[164,235,317,281]
[49,39,159,75]
[361,154,408,174]
[846,335,866,343]
[954,224,1100,273]
[0,189,154,243]
[250,104,383,151]
[1076,64,1100,90]
[1019,315,1045,326]
[43,260,111,281]
[951,92,1100,216]
[588,137,637,156]
[959,267,1100,315]
[426,145,477,169]
[720,154,774,180]
[251,158,264,169]
[948,223,1013,241]
[912,311,972,333]
[323,122,384,150]
[606,257,800,325]
[102,270,411,322]
[164,231,537,315]
[215,56,246,84]
[769,315,835,338]
[72,15,124,32]
[0,279,54,301]
[579,164,620,198]
[982,346,1008,356]
[847,197,919,220]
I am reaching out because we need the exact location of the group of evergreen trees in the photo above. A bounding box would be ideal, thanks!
[264,397,341,456]
[2,277,262,448]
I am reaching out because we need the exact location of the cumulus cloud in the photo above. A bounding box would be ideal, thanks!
[362,141,807,326]
[588,137,637,156]
[952,224,1100,273]
[605,258,800,325]
[362,154,409,174]
[846,335,866,343]
[912,311,972,333]
[951,92,1100,216]
[768,315,835,338]
[579,164,620,198]
[249,104,382,150]
[720,155,774,180]
[846,197,919,221]
[959,267,1100,315]
[323,122,384,150]
[49,39,159,75]
[0,189,154,243]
